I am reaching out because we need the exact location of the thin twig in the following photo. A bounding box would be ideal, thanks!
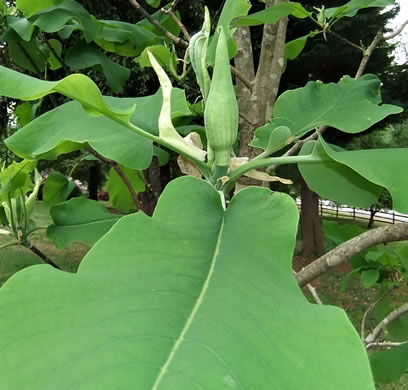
[161,7,191,41]
[86,146,143,211]
[127,0,188,48]
[327,31,364,52]
[384,19,408,40]
[361,286,397,341]
[231,65,252,91]
[293,270,323,305]
[355,30,383,79]
[27,242,62,270]
[366,341,408,350]
[365,303,408,344]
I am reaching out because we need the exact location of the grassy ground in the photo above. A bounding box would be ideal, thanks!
[0,203,407,387]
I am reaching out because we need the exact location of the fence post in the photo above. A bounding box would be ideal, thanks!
[393,212,395,224]
[336,205,339,218]
[353,207,355,220]
[320,200,323,216]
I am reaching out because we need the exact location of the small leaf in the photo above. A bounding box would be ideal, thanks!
[47,197,122,249]
[42,171,76,206]
[46,38,63,70]
[361,268,380,288]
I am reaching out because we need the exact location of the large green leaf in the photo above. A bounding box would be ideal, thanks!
[94,20,159,57]
[29,0,102,42]
[298,140,382,208]
[232,2,310,27]
[106,166,145,213]
[16,0,64,17]
[325,0,395,19]
[370,343,408,384]
[0,66,205,164]
[46,198,122,249]
[0,177,374,389]
[0,65,132,120]
[65,41,130,93]
[251,75,402,150]
[5,88,191,170]
[318,138,408,213]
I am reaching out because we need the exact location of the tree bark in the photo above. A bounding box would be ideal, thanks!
[300,175,324,257]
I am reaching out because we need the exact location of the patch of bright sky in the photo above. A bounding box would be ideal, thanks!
[385,0,408,64]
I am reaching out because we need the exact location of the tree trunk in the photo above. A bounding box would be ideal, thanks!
[300,176,324,257]
[88,162,100,200]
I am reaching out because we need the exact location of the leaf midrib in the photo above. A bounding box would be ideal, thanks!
[151,216,226,390]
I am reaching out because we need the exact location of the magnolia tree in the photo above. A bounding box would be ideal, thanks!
[0,0,408,388]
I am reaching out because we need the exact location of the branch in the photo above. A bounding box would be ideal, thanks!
[327,30,364,52]
[293,270,323,304]
[127,0,188,48]
[355,30,383,79]
[26,242,62,270]
[366,341,408,350]
[365,303,408,344]
[384,19,408,40]
[296,223,408,287]
[231,65,252,91]
[361,286,396,340]
[161,7,190,41]
[85,146,143,211]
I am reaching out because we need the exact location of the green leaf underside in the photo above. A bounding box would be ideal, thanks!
[308,138,408,213]
[0,65,133,120]
[47,198,122,249]
[251,75,402,149]
[0,177,374,389]
[5,89,191,170]
[370,343,408,384]
[325,0,395,19]
[298,140,382,208]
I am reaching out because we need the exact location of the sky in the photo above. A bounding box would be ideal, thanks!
[386,0,408,64]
